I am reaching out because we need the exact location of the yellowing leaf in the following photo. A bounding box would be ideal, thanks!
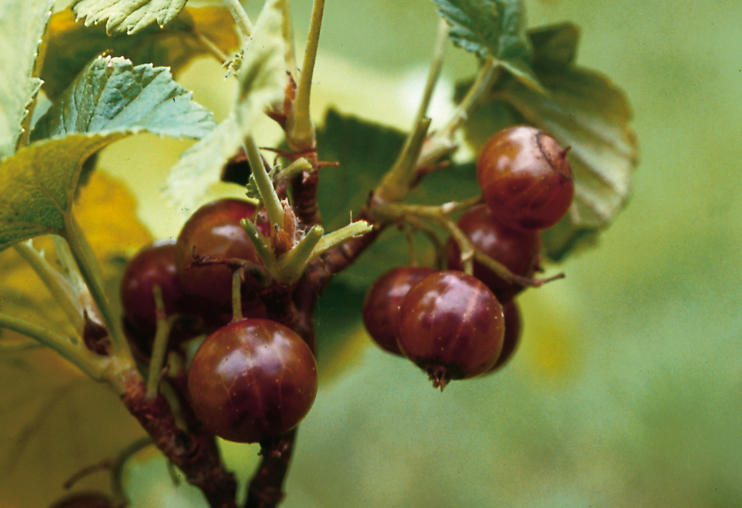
[0,0,54,159]
[0,171,151,508]
[73,0,187,35]
[0,348,145,508]
[42,6,240,100]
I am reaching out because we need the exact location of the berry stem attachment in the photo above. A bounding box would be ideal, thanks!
[13,240,85,334]
[0,312,107,380]
[286,0,326,151]
[146,284,176,399]
[373,200,561,289]
[222,0,253,39]
[244,135,285,229]
[232,269,244,321]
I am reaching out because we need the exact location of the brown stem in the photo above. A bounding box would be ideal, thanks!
[290,168,322,227]
[121,371,238,508]
[245,429,297,508]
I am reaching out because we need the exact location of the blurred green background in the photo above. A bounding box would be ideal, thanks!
[43,0,742,506]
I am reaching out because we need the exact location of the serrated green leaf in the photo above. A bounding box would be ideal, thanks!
[32,56,216,141]
[0,56,214,252]
[163,0,287,211]
[42,6,240,100]
[0,0,54,159]
[433,0,542,92]
[73,0,187,35]
[233,0,287,134]
[463,23,638,260]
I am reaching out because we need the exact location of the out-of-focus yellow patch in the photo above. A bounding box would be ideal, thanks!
[76,170,153,265]
[517,288,581,384]
[318,326,371,386]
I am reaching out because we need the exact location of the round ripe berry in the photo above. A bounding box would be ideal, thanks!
[175,199,262,306]
[476,126,574,230]
[120,239,182,337]
[396,271,504,389]
[362,266,435,355]
[447,204,540,302]
[188,319,317,443]
[488,300,521,373]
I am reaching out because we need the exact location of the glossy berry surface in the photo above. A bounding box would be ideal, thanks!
[188,318,318,443]
[477,125,574,230]
[175,199,262,306]
[120,239,183,336]
[396,271,504,389]
[362,266,435,355]
[488,300,522,373]
[447,204,540,302]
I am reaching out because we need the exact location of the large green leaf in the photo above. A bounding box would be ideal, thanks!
[464,23,638,260]
[0,56,214,252]
[163,0,287,211]
[433,0,542,92]
[0,0,53,159]
[72,0,187,35]
[42,6,240,100]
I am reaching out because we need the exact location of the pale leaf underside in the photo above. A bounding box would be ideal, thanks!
[73,0,188,35]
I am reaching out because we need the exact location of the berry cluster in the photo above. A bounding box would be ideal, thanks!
[363,126,573,388]
[120,198,317,444]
